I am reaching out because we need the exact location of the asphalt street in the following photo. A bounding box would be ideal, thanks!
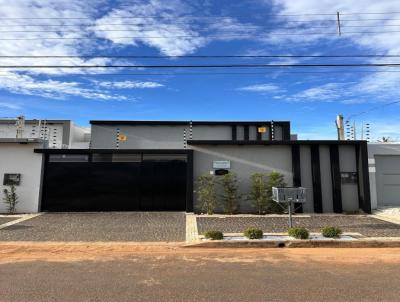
[0,246,399,302]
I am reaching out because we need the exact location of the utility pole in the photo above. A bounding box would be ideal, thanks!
[335,114,345,140]
[336,12,342,36]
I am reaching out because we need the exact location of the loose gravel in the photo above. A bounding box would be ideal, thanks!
[0,212,186,242]
[197,215,400,237]
[0,217,18,225]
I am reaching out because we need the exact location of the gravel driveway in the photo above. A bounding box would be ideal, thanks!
[0,212,186,242]
[0,217,18,225]
[197,215,400,237]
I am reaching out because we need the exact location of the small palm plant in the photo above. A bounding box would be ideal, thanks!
[3,185,18,213]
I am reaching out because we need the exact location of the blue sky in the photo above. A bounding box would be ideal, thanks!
[0,0,400,140]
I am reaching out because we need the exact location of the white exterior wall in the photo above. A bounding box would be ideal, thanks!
[0,143,43,213]
[368,143,400,209]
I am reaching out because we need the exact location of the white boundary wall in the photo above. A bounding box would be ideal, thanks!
[0,143,43,213]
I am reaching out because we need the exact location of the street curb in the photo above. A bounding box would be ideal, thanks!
[183,239,400,248]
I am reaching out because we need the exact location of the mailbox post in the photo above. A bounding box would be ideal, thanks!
[272,187,306,228]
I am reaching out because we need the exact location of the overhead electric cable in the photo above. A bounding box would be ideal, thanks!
[2,63,400,69]
[1,54,400,58]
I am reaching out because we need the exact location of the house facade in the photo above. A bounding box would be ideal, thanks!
[31,120,371,214]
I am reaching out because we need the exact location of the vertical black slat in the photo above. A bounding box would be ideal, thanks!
[355,145,362,210]
[291,145,303,213]
[329,144,343,213]
[231,125,237,141]
[256,125,262,141]
[186,150,194,212]
[38,154,49,211]
[310,145,323,213]
[282,122,291,140]
[359,142,372,213]
[244,125,249,141]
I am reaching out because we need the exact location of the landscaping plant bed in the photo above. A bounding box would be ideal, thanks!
[201,233,358,241]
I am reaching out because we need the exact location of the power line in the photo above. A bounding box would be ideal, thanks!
[2,70,400,76]
[0,22,398,31]
[2,12,400,20]
[2,18,400,27]
[2,63,400,69]
[1,30,400,40]
[1,54,400,59]
[347,100,400,119]
[0,25,339,33]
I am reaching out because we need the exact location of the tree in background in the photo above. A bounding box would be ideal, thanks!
[195,174,217,215]
[378,136,392,143]
[266,171,287,213]
[3,185,18,214]
[219,172,240,214]
[248,173,268,214]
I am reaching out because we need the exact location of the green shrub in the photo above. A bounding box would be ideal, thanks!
[195,175,217,215]
[266,171,287,214]
[204,230,224,240]
[288,227,309,239]
[3,185,18,214]
[219,172,241,214]
[248,173,268,214]
[321,226,342,238]
[243,227,263,239]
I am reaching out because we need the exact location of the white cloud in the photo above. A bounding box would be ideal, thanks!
[0,72,126,101]
[285,83,345,102]
[0,0,113,75]
[238,83,281,92]
[0,102,21,110]
[93,0,261,56]
[96,80,164,89]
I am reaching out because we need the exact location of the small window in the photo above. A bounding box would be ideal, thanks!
[112,154,141,162]
[143,154,187,162]
[49,154,89,162]
[92,154,113,162]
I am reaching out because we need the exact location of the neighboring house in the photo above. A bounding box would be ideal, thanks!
[0,118,90,213]
[368,143,400,209]
[33,120,371,214]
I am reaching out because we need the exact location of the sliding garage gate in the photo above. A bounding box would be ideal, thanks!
[38,150,193,212]
[375,155,400,206]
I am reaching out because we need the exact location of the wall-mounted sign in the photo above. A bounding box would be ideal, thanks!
[258,127,267,133]
[117,134,128,141]
[341,172,358,184]
[213,160,231,169]
[3,173,21,186]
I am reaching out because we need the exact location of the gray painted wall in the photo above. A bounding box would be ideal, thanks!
[191,144,362,214]
[320,145,334,213]
[300,145,314,213]
[191,145,293,213]
[0,143,43,213]
[90,124,287,149]
[339,145,359,212]
[91,125,188,149]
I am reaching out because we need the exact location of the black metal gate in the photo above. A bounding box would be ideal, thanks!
[40,150,192,212]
